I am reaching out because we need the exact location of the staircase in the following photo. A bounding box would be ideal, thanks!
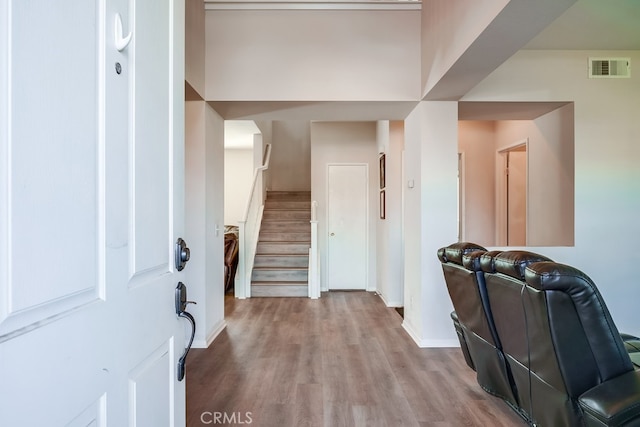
[252,191,311,297]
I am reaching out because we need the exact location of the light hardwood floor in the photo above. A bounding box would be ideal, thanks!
[186,291,526,427]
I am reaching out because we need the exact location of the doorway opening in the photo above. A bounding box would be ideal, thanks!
[497,141,528,246]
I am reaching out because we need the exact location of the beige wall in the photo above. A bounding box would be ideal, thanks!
[403,102,459,346]
[420,0,575,100]
[185,0,205,96]
[310,122,379,292]
[224,148,254,226]
[459,104,574,247]
[494,105,574,246]
[464,49,640,332]
[185,101,225,348]
[458,121,496,244]
[269,121,311,191]
[376,121,404,307]
[205,9,421,101]
[420,0,509,96]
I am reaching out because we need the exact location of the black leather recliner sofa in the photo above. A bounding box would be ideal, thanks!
[437,242,522,414]
[438,242,640,426]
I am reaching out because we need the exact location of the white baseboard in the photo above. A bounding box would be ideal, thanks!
[376,292,403,308]
[401,320,459,348]
[192,319,227,349]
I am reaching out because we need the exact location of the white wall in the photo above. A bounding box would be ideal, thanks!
[376,121,404,307]
[458,121,496,244]
[185,101,226,348]
[463,49,640,333]
[205,9,421,101]
[310,122,379,292]
[403,102,460,347]
[420,0,575,100]
[224,148,254,226]
[185,0,205,96]
[254,120,273,190]
[420,0,509,96]
[270,121,311,191]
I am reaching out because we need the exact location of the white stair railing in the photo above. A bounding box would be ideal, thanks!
[236,143,272,299]
[308,200,320,299]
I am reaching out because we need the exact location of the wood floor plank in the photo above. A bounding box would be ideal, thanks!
[186,291,526,427]
[294,383,324,427]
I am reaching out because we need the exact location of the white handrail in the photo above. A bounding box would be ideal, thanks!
[236,143,272,299]
[241,143,272,222]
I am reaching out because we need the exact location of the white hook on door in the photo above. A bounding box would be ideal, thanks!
[114,13,132,51]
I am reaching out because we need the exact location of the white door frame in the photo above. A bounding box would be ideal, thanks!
[325,163,369,291]
[496,139,529,246]
[457,152,466,242]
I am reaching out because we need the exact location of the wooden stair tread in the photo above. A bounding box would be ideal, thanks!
[251,281,308,285]
[251,190,312,297]
[255,254,309,257]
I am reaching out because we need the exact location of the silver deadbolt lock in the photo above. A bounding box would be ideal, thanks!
[175,238,190,271]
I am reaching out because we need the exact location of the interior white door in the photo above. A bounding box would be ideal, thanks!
[327,164,368,290]
[0,1,187,426]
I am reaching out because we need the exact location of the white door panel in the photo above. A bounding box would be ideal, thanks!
[327,164,368,290]
[0,1,186,426]
[1,0,102,334]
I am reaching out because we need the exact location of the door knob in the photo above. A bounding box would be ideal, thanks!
[330,232,335,236]
[175,238,190,271]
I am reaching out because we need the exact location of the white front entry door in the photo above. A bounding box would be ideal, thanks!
[327,164,368,290]
[0,1,187,426]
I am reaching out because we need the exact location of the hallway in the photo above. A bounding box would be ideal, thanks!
[185,292,525,426]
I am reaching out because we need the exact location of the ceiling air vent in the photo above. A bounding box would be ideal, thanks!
[589,57,631,78]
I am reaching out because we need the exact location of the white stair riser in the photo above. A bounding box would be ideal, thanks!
[265,201,311,210]
[263,211,311,220]
[258,232,310,242]
[251,284,308,297]
[257,243,310,255]
[261,222,310,232]
[251,269,308,282]
[266,192,309,198]
[254,255,309,268]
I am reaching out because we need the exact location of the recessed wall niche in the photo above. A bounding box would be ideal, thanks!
[457,102,575,247]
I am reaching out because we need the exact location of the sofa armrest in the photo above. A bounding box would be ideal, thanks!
[621,333,640,341]
[579,370,640,426]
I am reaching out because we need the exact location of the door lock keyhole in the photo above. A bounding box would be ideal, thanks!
[175,238,190,271]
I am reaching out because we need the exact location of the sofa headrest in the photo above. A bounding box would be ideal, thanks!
[491,250,553,280]
[524,261,633,380]
[524,261,595,293]
[437,242,487,266]
[462,251,486,272]
[479,251,503,273]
